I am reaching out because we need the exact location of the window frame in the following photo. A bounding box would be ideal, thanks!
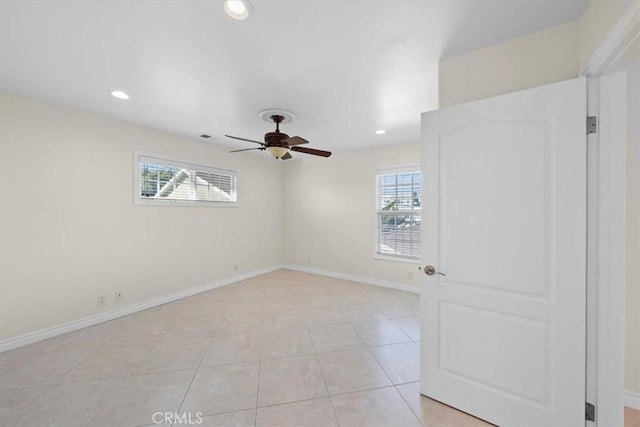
[373,165,422,263]
[133,151,239,207]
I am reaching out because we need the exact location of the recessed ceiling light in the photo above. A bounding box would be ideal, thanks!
[223,0,252,20]
[375,129,386,135]
[111,90,129,100]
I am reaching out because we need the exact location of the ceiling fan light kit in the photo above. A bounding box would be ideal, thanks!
[266,146,289,159]
[226,110,331,161]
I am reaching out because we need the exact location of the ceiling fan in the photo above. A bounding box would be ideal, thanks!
[226,114,332,160]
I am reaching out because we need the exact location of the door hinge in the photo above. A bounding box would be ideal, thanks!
[587,116,597,134]
[585,402,596,422]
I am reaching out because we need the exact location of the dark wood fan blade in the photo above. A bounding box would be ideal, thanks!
[281,152,293,160]
[225,135,265,145]
[291,146,332,157]
[229,147,265,153]
[281,136,309,146]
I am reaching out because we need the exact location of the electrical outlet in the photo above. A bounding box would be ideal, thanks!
[234,264,238,272]
[115,291,123,301]
[307,258,311,265]
[408,271,414,280]
[97,296,106,306]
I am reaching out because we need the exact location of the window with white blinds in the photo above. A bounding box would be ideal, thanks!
[136,154,237,205]
[376,167,421,260]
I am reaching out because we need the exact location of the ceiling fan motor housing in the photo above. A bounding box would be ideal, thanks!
[264,131,290,147]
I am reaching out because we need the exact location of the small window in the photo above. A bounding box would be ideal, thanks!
[376,167,421,260]
[136,154,237,205]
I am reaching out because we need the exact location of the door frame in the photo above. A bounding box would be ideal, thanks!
[582,2,638,425]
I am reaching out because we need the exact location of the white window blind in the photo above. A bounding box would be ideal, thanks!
[376,167,421,260]
[137,154,237,204]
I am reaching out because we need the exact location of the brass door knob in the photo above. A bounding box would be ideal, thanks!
[424,265,446,276]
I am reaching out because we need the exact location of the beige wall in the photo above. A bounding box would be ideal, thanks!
[0,93,283,340]
[440,0,636,107]
[439,21,580,108]
[283,142,421,289]
[438,0,639,397]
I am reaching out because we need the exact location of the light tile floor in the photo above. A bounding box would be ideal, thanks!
[0,269,637,427]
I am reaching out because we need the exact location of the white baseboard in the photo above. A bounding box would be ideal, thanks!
[0,264,283,353]
[626,390,640,410]
[282,264,419,294]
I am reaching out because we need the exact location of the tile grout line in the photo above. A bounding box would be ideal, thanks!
[3,383,55,425]
[394,383,424,426]
[389,316,420,341]
[363,344,396,389]
[252,383,409,409]
[327,384,405,400]
[348,317,413,348]
[305,299,341,427]
[254,284,267,427]
[174,330,216,426]
[82,333,179,427]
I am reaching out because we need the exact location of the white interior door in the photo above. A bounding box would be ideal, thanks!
[420,78,587,427]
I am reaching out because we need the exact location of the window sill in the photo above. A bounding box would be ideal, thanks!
[134,199,239,208]
[373,253,421,264]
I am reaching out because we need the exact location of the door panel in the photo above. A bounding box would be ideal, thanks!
[440,118,552,298]
[420,78,586,427]
[439,302,552,406]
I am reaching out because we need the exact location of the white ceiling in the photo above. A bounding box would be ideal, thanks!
[0,0,588,154]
